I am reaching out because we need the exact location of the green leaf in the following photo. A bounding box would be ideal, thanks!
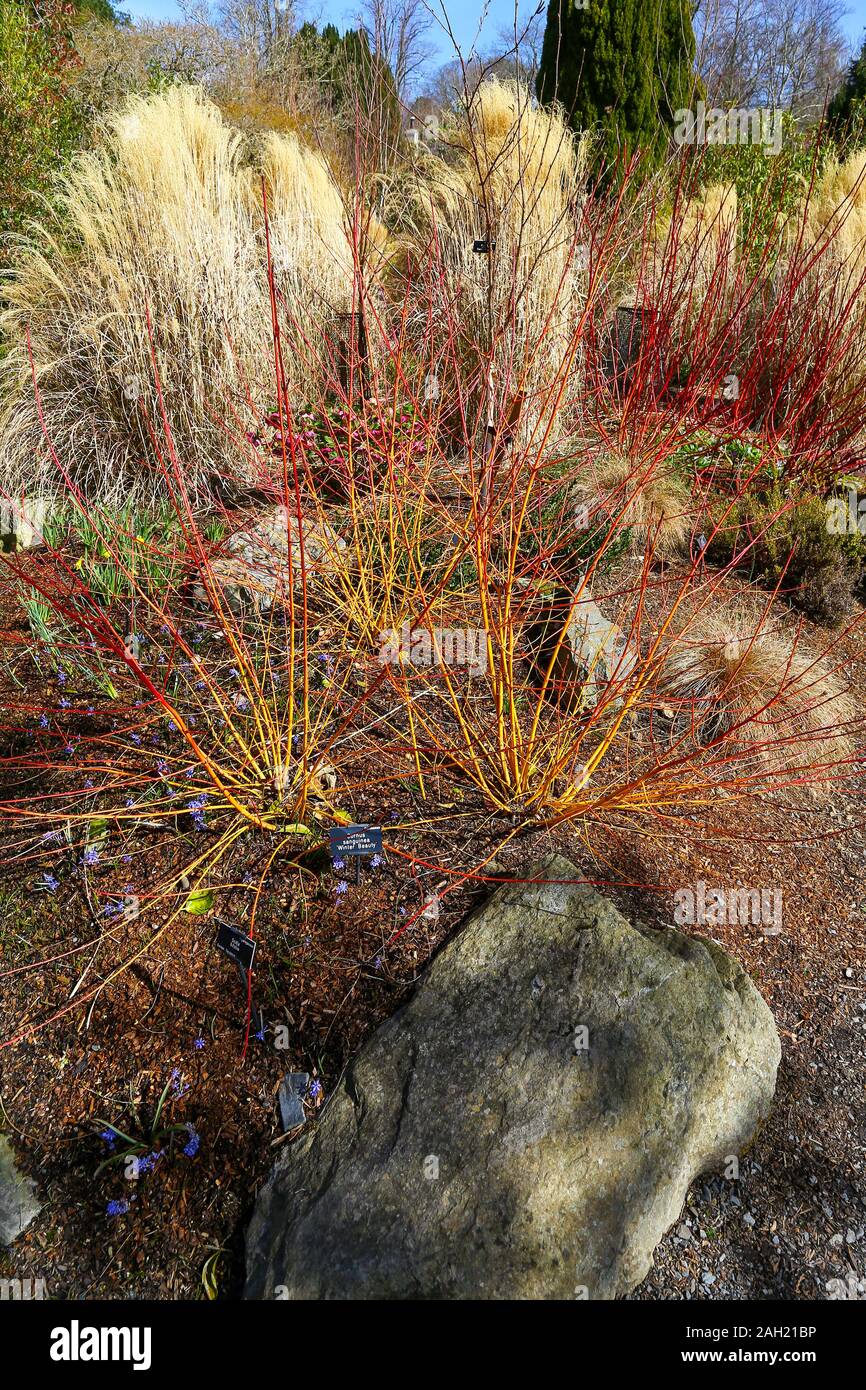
[184,888,214,915]
[86,817,109,844]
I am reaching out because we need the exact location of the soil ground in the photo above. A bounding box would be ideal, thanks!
[1,557,863,1301]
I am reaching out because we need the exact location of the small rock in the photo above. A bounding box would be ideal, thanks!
[0,1135,41,1245]
[278,1073,310,1132]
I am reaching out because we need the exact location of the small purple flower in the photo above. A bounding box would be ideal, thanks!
[100,1129,116,1148]
[332,858,345,871]
[41,873,59,892]
[106,1198,129,1216]
[370,854,382,869]
[194,1036,205,1050]
[308,1080,322,1100]
[39,714,49,729]
[182,1123,200,1158]
[82,847,100,867]
[334,881,348,896]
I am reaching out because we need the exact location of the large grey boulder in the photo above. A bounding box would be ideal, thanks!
[0,1136,41,1246]
[245,854,780,1300]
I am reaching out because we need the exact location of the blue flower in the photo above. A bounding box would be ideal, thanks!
[82,847,100,867]
[106,1198,129,1216]
[370,854,382,869]
[183,1124,200,1158]
[39,714,49,728]
[41,873,59,892]
[332,858,345,870]
[100,1129,116,1148]
[334,881,348,896]
[194,1036,205,1051]
[308,1080,322,1100]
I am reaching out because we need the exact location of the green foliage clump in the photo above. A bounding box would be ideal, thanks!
[708,486,865,626]
[536,0,696,169]
[829,33,866,149]
[689,117,828,275]
[0,0,84,238]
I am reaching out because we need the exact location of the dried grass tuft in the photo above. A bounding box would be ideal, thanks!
[0,85,353,508]
[657,610,856,777]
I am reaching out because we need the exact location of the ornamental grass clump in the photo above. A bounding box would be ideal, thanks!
[0,85,354,510]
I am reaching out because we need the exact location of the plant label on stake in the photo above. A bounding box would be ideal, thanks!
[329,824,383,885]
[473,239,495,253]
[214,920,256,973]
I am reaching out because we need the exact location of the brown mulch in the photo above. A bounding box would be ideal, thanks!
[0,555,864,1300]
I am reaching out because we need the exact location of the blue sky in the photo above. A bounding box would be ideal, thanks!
[126,1,866,70]
[124,0,528,60]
